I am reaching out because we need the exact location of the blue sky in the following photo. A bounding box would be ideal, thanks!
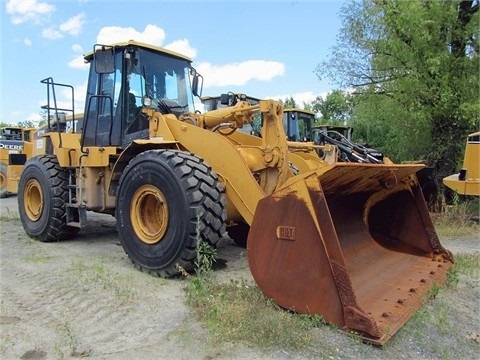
[1,0,345,125]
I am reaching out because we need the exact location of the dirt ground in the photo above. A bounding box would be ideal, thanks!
[0,195,479,360]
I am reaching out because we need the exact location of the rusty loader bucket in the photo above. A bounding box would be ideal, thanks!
[247,163,453,345]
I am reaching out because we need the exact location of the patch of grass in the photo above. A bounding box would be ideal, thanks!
[0,209,20,222]
[453,252,480,275]
[0,333,12,353]
[446,252,480,287]
[185,276,324,351]
[24,254,54,263]
[182,237,326,351]
[433,199,479,238]
[69,260,137,304]
[396,252,480,358]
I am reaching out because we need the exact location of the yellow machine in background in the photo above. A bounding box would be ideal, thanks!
[17,41,453,345]
[0,126,37,197]
[443,132,480,196]
[0,111,82,197]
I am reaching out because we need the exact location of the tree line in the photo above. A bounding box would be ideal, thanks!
[289,0,478,196]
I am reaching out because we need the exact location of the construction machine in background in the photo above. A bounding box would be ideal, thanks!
[0,112,82,198]
[281,108,385,163]
[203,99,385,164]
[282,108,440,210]
[201,92,262,136]
[0,126,37,197]
[443,131,480,196]
[18,40,453,345]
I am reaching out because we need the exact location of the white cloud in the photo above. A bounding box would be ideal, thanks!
[88,25,290,104]
[96,24,166,46]
[67,43,89,70]
[59,13,85,36]
[165,39,197,59]
[40,13,86,40]
[68,55,88,70]
[197,60,285,88]
[6,0,55,24]
[95,25,198,59]
[72,43,83,53]
[24,38,32,46]
[42,27,62,40]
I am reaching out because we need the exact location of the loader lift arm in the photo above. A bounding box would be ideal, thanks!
[316,129,384,164]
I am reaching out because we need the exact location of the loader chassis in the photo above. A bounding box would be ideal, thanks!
[17,40,453,345]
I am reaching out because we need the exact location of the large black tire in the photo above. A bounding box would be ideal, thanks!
[0,162,8,198]
[18,155,79,242]
[116,149,227,277]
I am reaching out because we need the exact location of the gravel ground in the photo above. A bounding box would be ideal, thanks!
[1,196,479,360]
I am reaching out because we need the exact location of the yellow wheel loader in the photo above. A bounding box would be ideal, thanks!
[18,41,453,345]
[443,132,480,196]
[0,126,37,197]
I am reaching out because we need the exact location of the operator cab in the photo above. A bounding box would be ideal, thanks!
[200,93,262,136]
[283,109,315,142]
[81,41,202,148]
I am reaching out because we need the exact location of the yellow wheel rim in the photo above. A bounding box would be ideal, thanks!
[24,179,43,221]
[0,171,6,191]
[130,185,169,245]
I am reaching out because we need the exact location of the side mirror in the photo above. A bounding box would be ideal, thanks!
[190,68,203,97]
[94,45,115,74]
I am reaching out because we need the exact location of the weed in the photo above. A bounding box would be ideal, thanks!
[193,215,218,276]
[194,240,217,276]
[427,282,441,299]
[347,329,363,344]
[400,306,429,340]
[62,319,79,354]
[433,299,451,335]
[445,266,460,287]
[57,315,92,358]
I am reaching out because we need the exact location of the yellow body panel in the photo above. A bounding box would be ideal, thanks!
[6,165,23,192]
[443,132,480,196]
[1,127,37,195]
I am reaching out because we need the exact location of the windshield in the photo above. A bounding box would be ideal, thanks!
[127,47,195,116]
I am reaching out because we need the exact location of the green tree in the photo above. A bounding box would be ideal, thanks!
[316,0,479,181]
[0,120,35,128]
[283,96,297,109]
[311,89,354,124]
[16,120,36,128]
